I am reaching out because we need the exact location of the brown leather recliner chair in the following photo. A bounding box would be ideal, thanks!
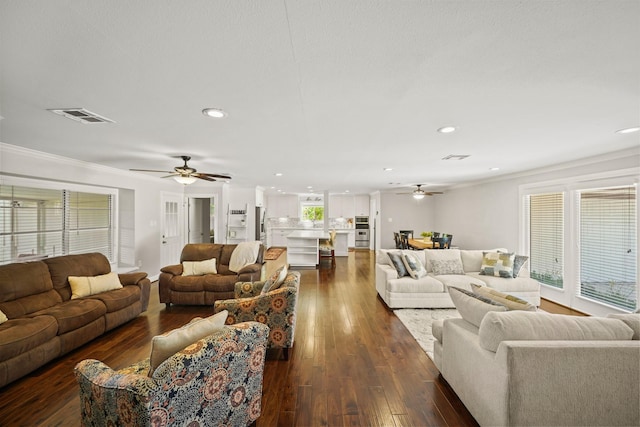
[159,243,264,306]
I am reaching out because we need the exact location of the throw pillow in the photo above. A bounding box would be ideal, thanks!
[387,251,409,278]
[431,259,465,276]
[471,284,537,311]
[149,310,228,376]
[68,272,123,299]
[512,254,529,278]
[0,309,7,324]
[182,258,217,276]
[607,313,640,340]
[424,249,462,273]
[448,286,508,328]
[479,251,515,278]
[401,252,427,279]
[261,264,288,294]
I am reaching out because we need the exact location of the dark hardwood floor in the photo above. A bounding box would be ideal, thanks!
[0,250,572,426]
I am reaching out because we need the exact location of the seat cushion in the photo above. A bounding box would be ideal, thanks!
[387,275,444,293]
[0,315,58,362]
[467,272,540,293]
[432,274,486,292]
[30,299,106,335]
[86,285,141,313]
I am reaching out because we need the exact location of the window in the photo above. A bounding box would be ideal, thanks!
[301,205,324,222]
[527,192,564,288]
[522,171,638,314]
[579,186,636,311]
[0,184,115,264]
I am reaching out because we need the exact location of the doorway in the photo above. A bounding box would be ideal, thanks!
[187,196,217,244]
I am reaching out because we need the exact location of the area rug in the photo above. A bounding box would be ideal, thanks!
[394,308,461,360]
[264,247,286,260]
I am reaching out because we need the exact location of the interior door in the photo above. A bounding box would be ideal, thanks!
[161,192,184,267]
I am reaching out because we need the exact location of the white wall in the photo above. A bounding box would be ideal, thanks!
[379,192,436,249]
[435,147,640,251]
[0,143,182,278]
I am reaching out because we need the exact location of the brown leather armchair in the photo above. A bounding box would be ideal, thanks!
[159,243,264,306]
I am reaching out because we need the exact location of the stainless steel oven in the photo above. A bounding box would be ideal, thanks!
[355,229,369,248]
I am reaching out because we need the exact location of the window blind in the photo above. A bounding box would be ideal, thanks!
[528,192,564,288]
[579,186,637,311]
[0,185,114,265]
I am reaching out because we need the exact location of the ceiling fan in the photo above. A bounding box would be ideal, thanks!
[130,156,231,185]
[396,184,444,200]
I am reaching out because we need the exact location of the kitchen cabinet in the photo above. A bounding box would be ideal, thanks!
[286,230,327,267]
[266,195,298,218]
[347,230,355,247]
[269,228,291,247]
[354,195,370,216]
[328,195,355,218]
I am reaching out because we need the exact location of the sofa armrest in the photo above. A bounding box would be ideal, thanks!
[237,263,261,275]
[118,272,148,286]
[160,264,182,275]
[234,281,265,298]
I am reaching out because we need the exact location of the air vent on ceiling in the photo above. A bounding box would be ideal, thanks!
[442,154,470,160]
[48,108,114,124]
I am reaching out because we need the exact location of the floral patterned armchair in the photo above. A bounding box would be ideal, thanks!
[213,270,300,360]
[74,322,269,427]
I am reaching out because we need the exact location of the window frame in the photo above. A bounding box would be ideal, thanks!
[520,168,639,316]
[0,176,119,266]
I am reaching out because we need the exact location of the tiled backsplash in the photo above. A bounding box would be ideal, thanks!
[266,217,354,229]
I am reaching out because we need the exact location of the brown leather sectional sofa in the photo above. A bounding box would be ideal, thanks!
[0,252,151,388]
[159,243,264,306]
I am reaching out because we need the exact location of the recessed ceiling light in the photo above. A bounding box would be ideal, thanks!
[202,108,227,118]
[274,173,283,177]
[437,126,456,134]
[616,126,640,134]
[383,168,393,171]
[345,190,350,193]
[489,167,500,171]
[307,186,313,189]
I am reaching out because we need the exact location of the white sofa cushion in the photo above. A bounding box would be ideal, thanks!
[432,274,487,292]
[479,311,635,353]
[607,313,640,340]
[449,286,508,327]
[388,275,444,293]
[467,272,540,293]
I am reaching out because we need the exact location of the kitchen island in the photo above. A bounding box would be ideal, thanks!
[286,230,329,267]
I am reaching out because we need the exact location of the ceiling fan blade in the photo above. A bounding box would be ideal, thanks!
[196,172,232,179]
[424,192,444,195]
[195,175,217,182]
[130,168,174,173]
[161,173,179,179]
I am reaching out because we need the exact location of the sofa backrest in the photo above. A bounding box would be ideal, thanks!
[180,243,264,271]
[43,253,111,301]
[0,261,62,318]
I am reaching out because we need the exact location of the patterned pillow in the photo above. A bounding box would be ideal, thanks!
[261,264,288,294]
[512,254,529,278]
[387,251,409,278]
[401,252,427,279]
[471,284,536,311]
[448,286,507,327]
[431,259,465,275]
[149,310,228,376]
[479,252,515,278]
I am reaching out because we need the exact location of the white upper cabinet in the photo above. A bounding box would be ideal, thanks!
[329,195,355,218]
[266,195,299,218]
[354,195,370,216]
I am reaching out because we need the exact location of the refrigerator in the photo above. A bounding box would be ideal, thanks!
[255,206,266,246]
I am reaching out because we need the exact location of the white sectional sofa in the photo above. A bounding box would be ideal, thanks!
[375,248,540,308]
[432,311,640,426]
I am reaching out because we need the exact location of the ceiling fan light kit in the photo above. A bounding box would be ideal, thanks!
[173,175,198,185]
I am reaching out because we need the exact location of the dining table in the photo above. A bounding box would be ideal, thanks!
[408,238,437,250]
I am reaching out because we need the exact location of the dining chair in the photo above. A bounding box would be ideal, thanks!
[393,232,403,249]
[400,233,410,250]
[319,230,337,266]
[399,230,414,239]
[433,235,452,249]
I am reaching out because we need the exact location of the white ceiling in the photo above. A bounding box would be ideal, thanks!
[1,1,638,195]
